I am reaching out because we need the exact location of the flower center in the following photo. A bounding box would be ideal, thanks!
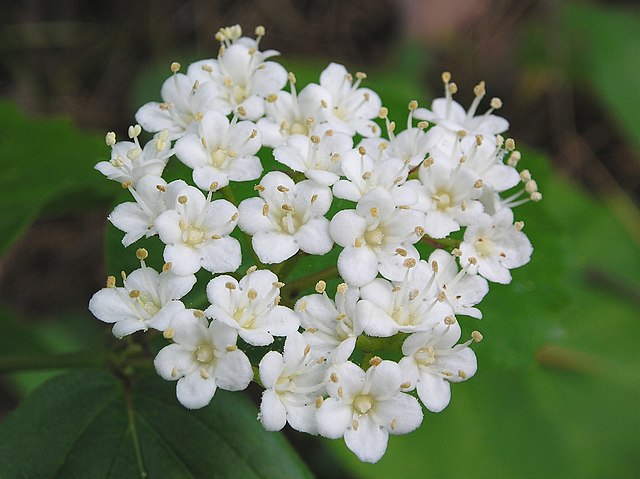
[185,226,205,246]
[434,190,453,210]
[195,344,215,364]
[353,394,374,415]
[289,121,308,135]
[211,148,228,167]
[364,228,384,246]
[474,236,494,257]
[333,104,348,120]
[233,84,248,103]
[415,346,437,366]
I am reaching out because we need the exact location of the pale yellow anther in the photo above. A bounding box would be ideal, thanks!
[310,135,321,144]
[315,280,327,294]
[121,180,133,189]
[515,221,524,231]
[391,419,398,430]
[395,248,407,257]
[370,207,379,218]
[338,386,344,398]
[272,281,285,289]
[525,180,538,194]
[400,381,411,390]
[105,131,116,146]
[255,25,266,37]
[277,184,289,193]
[369,356,382,367]
[210,234,222,240]
[468,256,478,265]
[458,370,468,379]
[520,169,532,182]
[315,396,324,408]
[254,184,265,192]
[437,291,447,302]
[288,72,296,84]
[247,288,258,300]
[136,248,148,260]
[201,64,213,73]
[129,289,141,299]
[456,130,467,138]
[490,97,503,109]
[237,106,247,117]
[163,327,175,339]
[378,141,389,151]
[414,226,425,237]
[378,107,389,119]
[230,212,239,222]
[246,265,258,275]
[126,147,142,160]
[225,282,236,290]
[474,179,484,188]
[352,419,359,430]
[442,71,451,83]
[417,121,429,129]
[261,204,270,217]
[473,81,486,97]
[267,94,278,103]
[472,331,484,342]
[207,181,218,192]
[281,204,294,212]
[249,129,258,139]
[320,99,328,108]
[226,345,238,352]
[310,194,318,204]
[170,62,181,73]
[388,121,396,132]
[398,204,410,210]
[363,92,371,101]
[337,283,348,295]
[330,372,339,383]
[121,271,127,281]
[403,258,417,268]
[448,82,458,94]
[200,368,209,380]
[408,100,418,110]
[354,238,363,248]
[431,260,439,273]
[531,192,543,202]
[361,171,372,180]
[193,309,205,318]
[444,315,457,325]
[504,138,516,151]
[178,195,188,205]
[358,146,367,156]
[106,275,116,288]
[423,157,434,168]
[162,262,172,272]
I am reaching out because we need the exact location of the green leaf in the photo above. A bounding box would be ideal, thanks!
[0,370,313,479]
[0,101,114,255]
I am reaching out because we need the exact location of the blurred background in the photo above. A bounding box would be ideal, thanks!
[0,1,638,478]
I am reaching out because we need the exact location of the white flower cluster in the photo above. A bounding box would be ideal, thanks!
[89,25,540,463]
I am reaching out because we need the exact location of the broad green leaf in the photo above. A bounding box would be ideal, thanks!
[0,370,313,479]
[0,101,113,255]
[328,151,640,478]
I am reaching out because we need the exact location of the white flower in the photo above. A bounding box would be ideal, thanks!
[89,263,195,338]
[257,75,332,147]
[109,175,168,246]
[428,249,489,319]
[135,67,220,140]
[459,209,533,284]
[316,359,423,463]
[332,141,416,204]
[273,127,353,186]
[238,171,333,264]
[95,128,172,186]
[320,63,382,138]
[205,268,299,346]
[154,310,253,409]
[259,332,327,434]
[296,282,360,361]
[174,110,263,191]
[414,74,508,152]
[356,259,454,337]
[187,40,287,120]
[410,157,484,239]
[330,187,425,286]
[155,181,241,275]
[398,320,478,413]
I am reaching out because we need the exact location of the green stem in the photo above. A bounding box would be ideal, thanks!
[421,235,461,250]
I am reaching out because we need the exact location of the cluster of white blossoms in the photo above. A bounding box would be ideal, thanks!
[89,25,540,463]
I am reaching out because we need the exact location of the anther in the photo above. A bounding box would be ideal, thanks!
[277,185,289,193]
[378,107,388,119]
[136,248,148,260]
[237,106,247,117]
[315,396,324,408]
[193,309,205,318]
[255,25,266,36]
[281,204,294,212]
[272,281,285,289]
[414,226,425,237]
[396,248,407,257]
[400,381,411,390]
[472,331,484,342]
[474,179,484,188]
[330,372,339,383]
[178,195,188,205]
[337,283,348,294]
[121,180,132,189]
[315,280,327,294]
[209,181,219,191]
[310,194,318,204]
[490,97,502,109]
[458,370,467,379]
[370,207,379,217]
[246,265,257,275]
[352,419,359,430]
[369,356,382,367]
[170,62,181,73]
[505,138,516,151]
[408,100,418,110]
[358,146,367,156]
[473,81,486,97]
[106,275,116,288]
[105,131,116,146]
[444,316,456,325]
[431,260,439,273]
[403,258,417,268]
[129,289,140,299]
[310,135,320,144]
[515,221,524,231]
[267,94,278,103]
[448,82,458,94]
[468,257,477,265]
[162,262,172,272]
[254,184,265,192]
[417,121,429,129]
[442,71,451,83]
[163,328,174,339]
[247,289,258,300]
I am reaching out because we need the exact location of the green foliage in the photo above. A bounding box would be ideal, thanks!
[0,102,113,256]
[0,370,313,479]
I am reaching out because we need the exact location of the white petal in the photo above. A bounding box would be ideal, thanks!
[176,370,217,409]
[214,349,253,391]
[252,230,299,264]
[260,389,287,431]
[416,372,451,413]
[163,244,202,275]
[154,343,195,380]
[344,416,388,463]
[200,237,242,274]
[295,218,333,255]
[337,246,378,287]
[329,210,365,247]
[259,351,285,388]
[316,398,352,439]
[374,393,423,434]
